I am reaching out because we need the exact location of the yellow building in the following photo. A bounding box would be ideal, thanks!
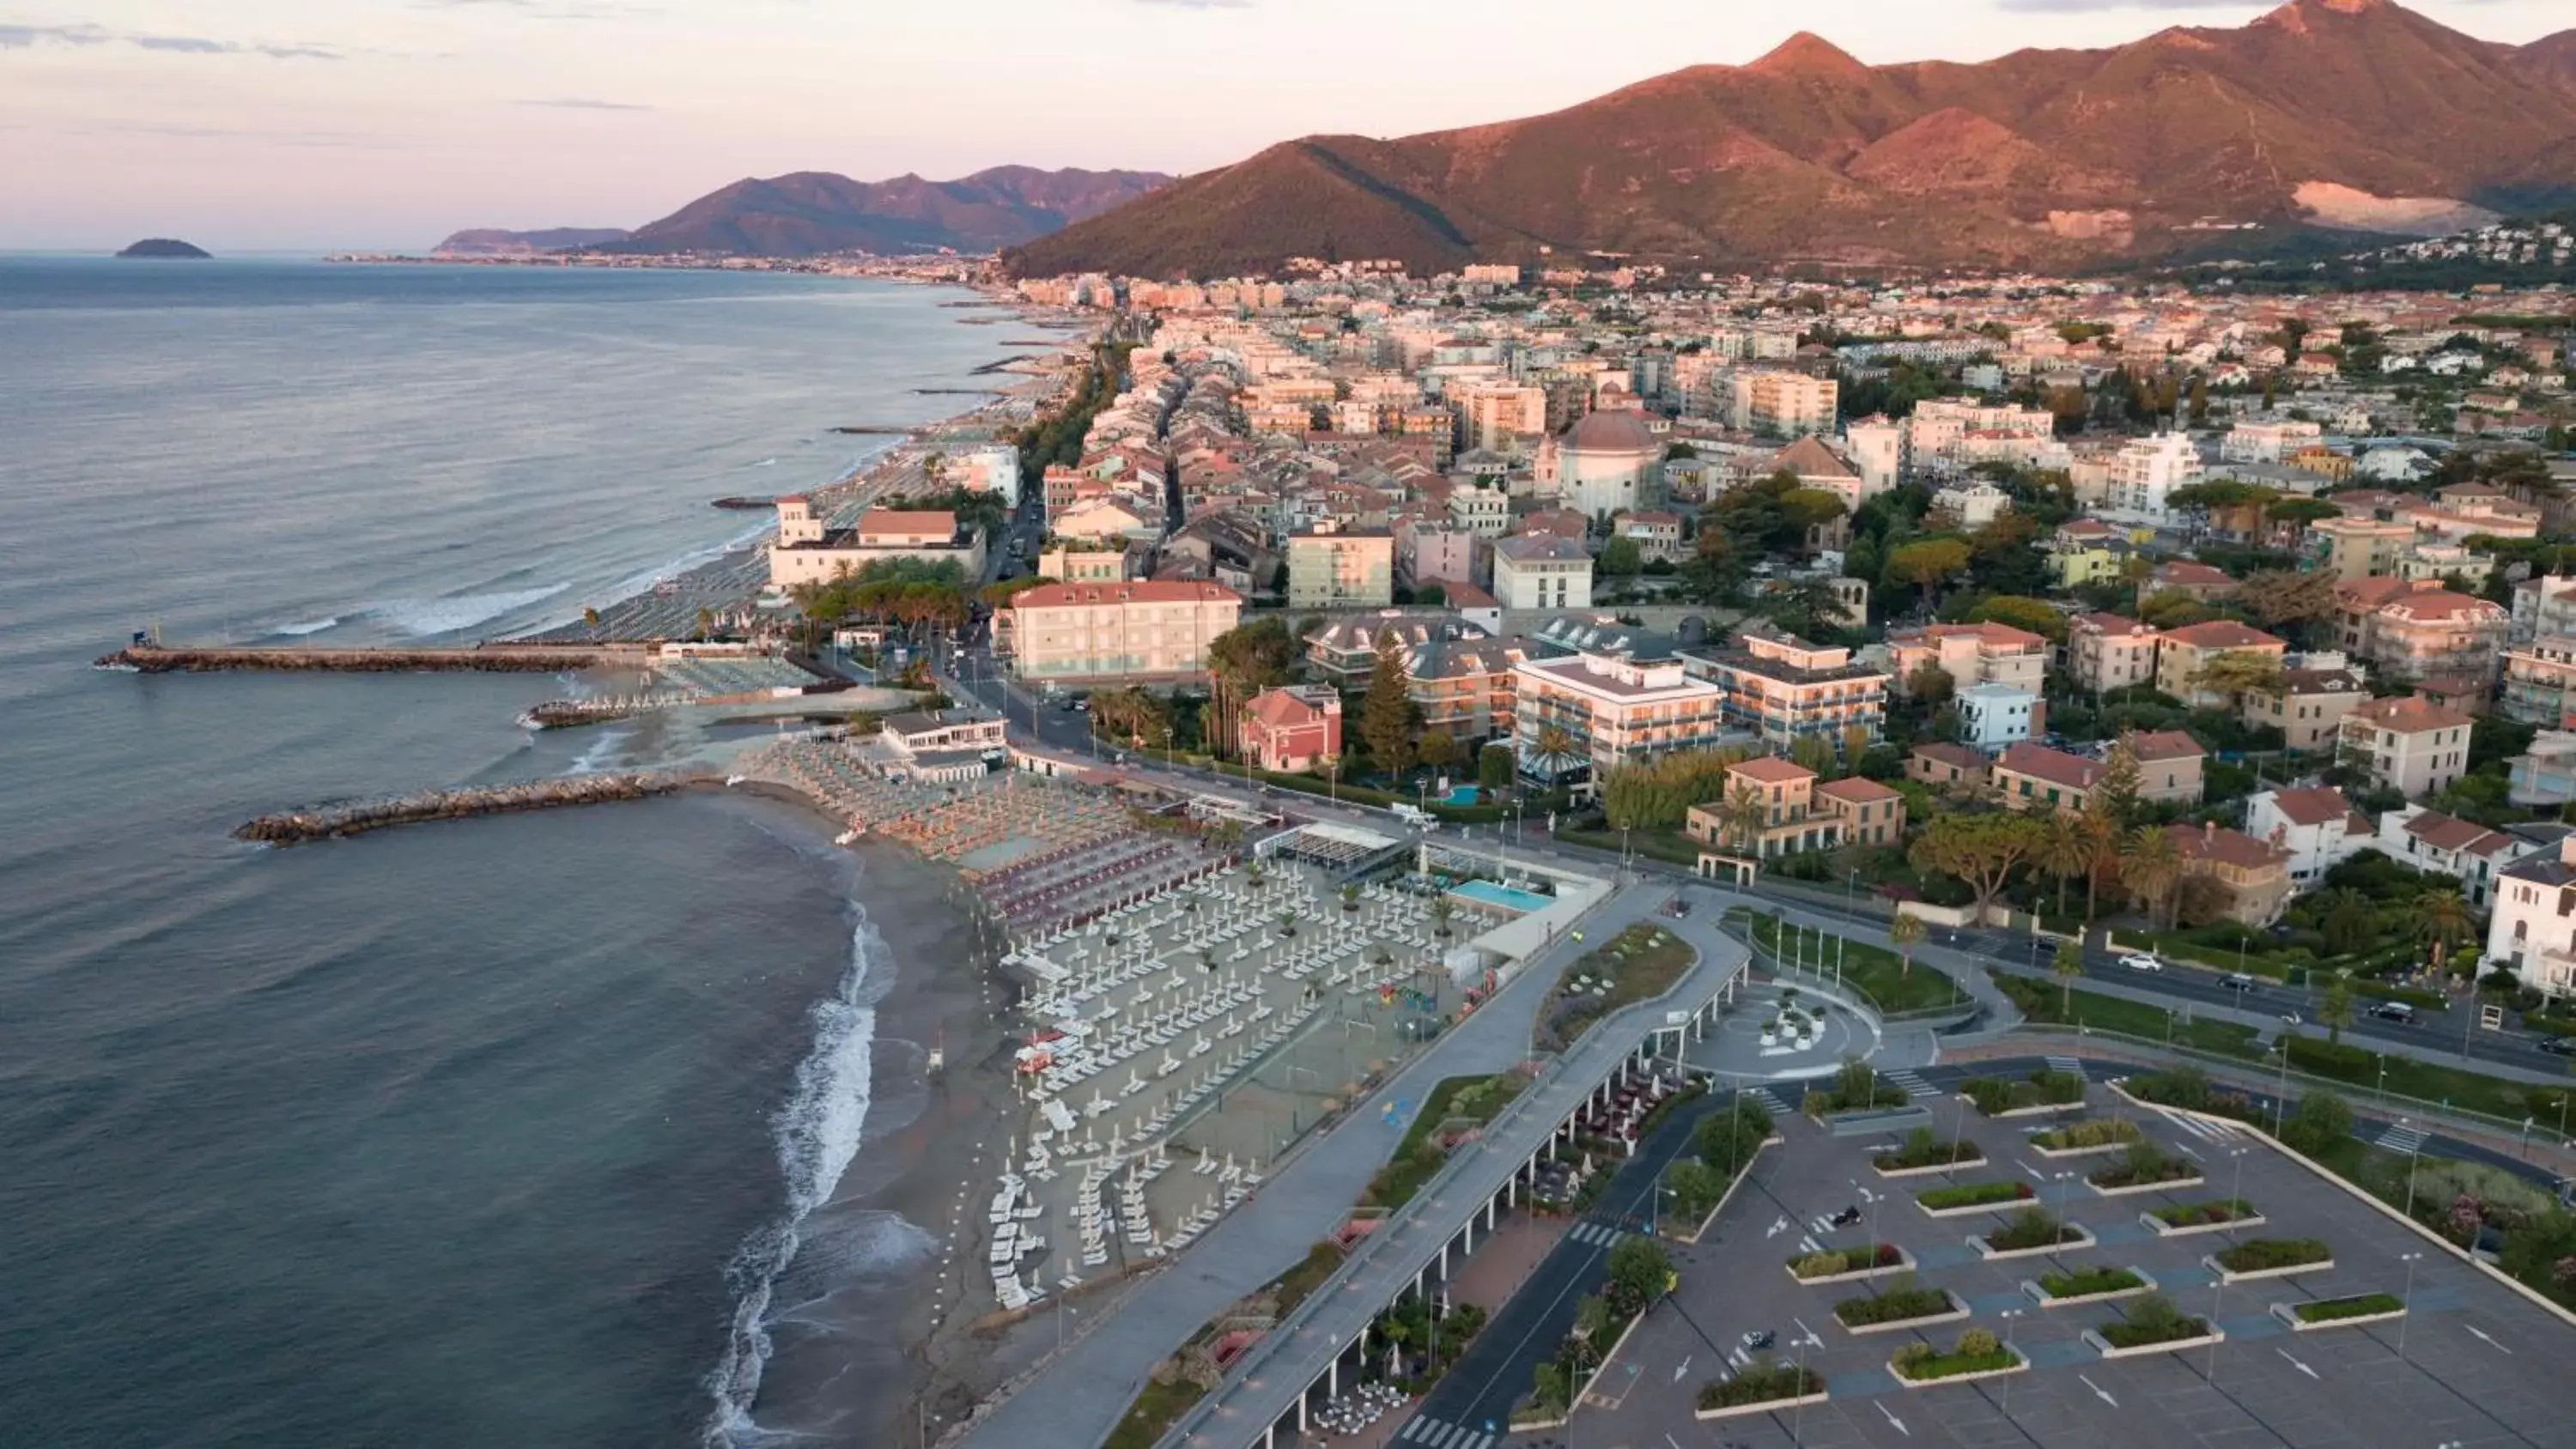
[996,580,1242,684]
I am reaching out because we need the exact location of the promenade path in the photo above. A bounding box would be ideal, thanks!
[948,879,1670,1449]
[1162,908,1751,1449]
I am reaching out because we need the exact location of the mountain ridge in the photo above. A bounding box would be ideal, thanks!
[1005,0,2576,279]
[601,166,1174,258]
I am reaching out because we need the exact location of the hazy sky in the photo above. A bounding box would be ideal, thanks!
[3,0,2567,251]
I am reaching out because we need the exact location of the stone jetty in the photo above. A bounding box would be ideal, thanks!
[236,772,700,844]
[98,643,640,674]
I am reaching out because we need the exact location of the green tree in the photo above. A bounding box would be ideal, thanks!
[2052,937,2086,1018]
[2191,648,2287,701]
[1887,912,1928,978]
[2414,888,2476,974]
[1886,538,1973,600]
[2041,810,2093,919]
[1604,1235,1672,1318]
[2281,1090,2354,1158]
[2119,824,2184,929]
[1479,742,1515,792]
[2091,734,2144,828]
[2234,568,2337,628]
[1599,534,1643,577]
[2318,973,2354,1046]
[1205,616,1299,761]
[1908,813,2046,924]
[1965,595,2069,643]
[1417,731,1459,773]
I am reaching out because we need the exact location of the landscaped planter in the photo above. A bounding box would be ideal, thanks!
[1835,1288,1970,1337]
[1695,1388,1831,1422]
[2026,1267,2158,1307]
[1786,1244,1913,1285]
[1917,1182,2038,1218]
[1968,1095,2089,1119]
[2206,1241,2335,1284]
[2087,1170,2205,1199]
[1890,1349,2027,1388]
[2029,1131,2142,1160]
[2083,1325,2226,1360]
[2142,1203,2265,1238]
[1973,1224,2096,1261]
[2271,1294,2407,1332]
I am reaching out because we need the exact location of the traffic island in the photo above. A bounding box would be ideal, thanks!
[1917,1179,2040,1218]
[1834,1285,1970,1336]
[1693,1363,1827,1421]
[1786,1243,1911,1284]
[2143,1199,2264,1237]
[2027,1265,2156,1307]
[1890,1330,2027,1388]
[1972,1208,2095,1261]
[2274,1293,2407,1331]
[2208,1238,2335,1284]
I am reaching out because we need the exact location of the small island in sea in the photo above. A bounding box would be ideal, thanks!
[117,239,212,258]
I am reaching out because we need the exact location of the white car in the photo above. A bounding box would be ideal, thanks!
[2117,953,2164,973]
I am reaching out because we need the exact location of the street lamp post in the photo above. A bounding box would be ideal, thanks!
[2397,1251,2424,1360]
[2225,1147,2249,1236]
[1997,1307,2026,1415]
[2273,1036,2293,1137]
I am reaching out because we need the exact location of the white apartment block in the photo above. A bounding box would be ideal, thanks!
[1492,536,1594,611]
[1729,369,1838,438]
[2221,418,2324,464]
[2099,433,2204,526]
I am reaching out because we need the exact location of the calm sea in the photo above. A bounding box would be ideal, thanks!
[0,258,1003,1447]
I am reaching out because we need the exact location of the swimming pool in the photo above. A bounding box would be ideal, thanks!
[1449,879,1554,913]
[1443,785,1479,806]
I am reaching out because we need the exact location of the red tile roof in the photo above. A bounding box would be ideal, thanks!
[2348,694,2473,734]
[1007,581,1242,609]
[2263,787,2353,828]
[1728,755,1818,785]
[1993,743,2102,791]
[1815,777,1901,803]
[2128,730,2205,762]
[2171,822,2287,870]
[2158,620,2286,651]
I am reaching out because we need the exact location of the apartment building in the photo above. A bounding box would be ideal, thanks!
[1679,627,1890,749]
[2066,614,2159,694]
[1512,643,1728,784]
[2099,432,2203,526]
[1285,523,1394,609]
[1685,756,1832,859]
[2365,588,2509,690]
[1816,777,1906,848]
[1492,535,1594,611]
[1958,682,2038,749]
[1907,743,1989,794]
[996,579,1242,683]
[1729,369,1838,438]
[1447,483,1512,537]
[2310,515,2415,583]
[2373,806,2534,909]
[1406,635,1525,743]
[2337,694,2474,798]
[1306,611,1480,683]
[2221,418,2324,464]
[2487,836,2576,998]
[2131,730,2208,805]
[1610,510,1685,565]
[2170,822,2293,927]
[2501,637,2576,727]
[2152,619,2287,707]
[2239,665,2369,752]
[1989,742,2100,813]
[1889,621,2050,694]
[2245,786,2373,886]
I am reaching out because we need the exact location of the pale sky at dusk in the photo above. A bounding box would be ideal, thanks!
[3,0,2567,251]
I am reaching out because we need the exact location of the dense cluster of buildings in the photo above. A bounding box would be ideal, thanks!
[810,258,2576,997]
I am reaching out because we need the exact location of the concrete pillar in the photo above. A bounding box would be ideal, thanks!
[1415,1265,1426,1300]
[1439,1237,1450,1282]
[1264,1423,1275,1449]
[1464,1214,1476,1256]
[1297,1391,1309,1434]
[1486,1195,1498,1232]
[1329,1355,1339,1399]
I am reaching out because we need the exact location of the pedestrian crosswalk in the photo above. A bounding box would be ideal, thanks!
[1885,1067,1941,1100]
[1566,1219,1629,1248]
[1396,1416,1495,1449]
[2045,1055,2086,1078]
[2379,1124,2428,1155]
[2158,1109,2248,1144]
[1744,1085,1792,1114]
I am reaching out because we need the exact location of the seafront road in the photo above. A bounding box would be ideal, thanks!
[949,877,1680,1449]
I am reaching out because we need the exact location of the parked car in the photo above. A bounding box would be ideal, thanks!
[2221,973,2257,993]
[2366,1001,2417,1024]
[2538,1035,2576,1058]
[2118,953,2164,973]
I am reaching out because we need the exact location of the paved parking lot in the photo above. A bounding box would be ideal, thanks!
[1544,1069,2576,1449]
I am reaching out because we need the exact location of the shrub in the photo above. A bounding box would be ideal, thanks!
[2215,1238,2330,1273]
[1920,1180,2035,1210]
[1880,1127,1982,1171]
[2040,1265,2144,1298]
[1985,1207,2074,1252]
[2154,1198,2254,1227]
[2280,1091,2354,1159]
[2295,1293,2404,1323]
[1790,1251,1848,1279]
[1832,1285,1951,1326]
[1956,1327,2000,1358]
[2033,1118,2142,1150]
[1892,1342,1935,1371]
[1698,1361,1823,1410]
[2099,1293,2208,1348]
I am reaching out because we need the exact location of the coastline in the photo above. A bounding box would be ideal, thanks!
[709,779,1030,1449]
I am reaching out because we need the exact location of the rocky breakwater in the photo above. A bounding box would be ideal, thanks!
[236,772,703,845]
[99,643,634,673]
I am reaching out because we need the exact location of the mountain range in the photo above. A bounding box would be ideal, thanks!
[434,167,1172,258]
[1005,0,2576,279]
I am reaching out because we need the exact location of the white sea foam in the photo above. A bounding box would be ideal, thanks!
[361,583,571,638]
[702,902,891,1447]
[270,615,341,637]
[565,729,629,777]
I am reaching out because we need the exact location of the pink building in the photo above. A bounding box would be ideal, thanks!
[1240,686,1343,773]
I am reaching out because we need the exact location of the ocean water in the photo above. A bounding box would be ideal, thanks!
[0,258,1007,1446]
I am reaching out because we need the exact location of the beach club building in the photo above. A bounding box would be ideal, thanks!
[767,500,988,590]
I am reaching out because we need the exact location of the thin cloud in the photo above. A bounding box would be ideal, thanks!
[1132,0,1253,9]
[407,0,662,17]
[514,96,653,110]
[1993,0,2260,9]
[0,23,342,59]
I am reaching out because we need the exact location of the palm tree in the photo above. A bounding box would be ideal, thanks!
[2414,888,2475,976]
[2051,937,2086,1018]
[2079,809,2119,923]
[1888,912,1928,979]
[2118,825,2184,931]
[2318,972,2354,1046]
[2040,812,2093,922]
[1431,896,1455,940]
[1716,782,1769,857]
[1532,724,1580,782]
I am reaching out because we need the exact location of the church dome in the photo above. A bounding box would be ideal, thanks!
[1564,409,1655,456]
